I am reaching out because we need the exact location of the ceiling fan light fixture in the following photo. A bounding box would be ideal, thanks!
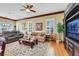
[26,9,30,12]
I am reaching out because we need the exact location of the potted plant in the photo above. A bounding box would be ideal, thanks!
[56,22,63,44]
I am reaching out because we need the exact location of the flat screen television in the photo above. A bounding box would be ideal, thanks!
[66,18,79,42]
[65,3,79,43]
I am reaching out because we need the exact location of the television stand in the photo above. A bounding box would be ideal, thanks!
[65,37,79,56]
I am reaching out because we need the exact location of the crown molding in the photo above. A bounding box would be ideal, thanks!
[0,10,64,21]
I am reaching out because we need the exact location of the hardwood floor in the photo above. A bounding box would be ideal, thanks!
[50,41,68,56]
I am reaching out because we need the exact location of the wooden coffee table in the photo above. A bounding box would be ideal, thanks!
[18,39,38,49]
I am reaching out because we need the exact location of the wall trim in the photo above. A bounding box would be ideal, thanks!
[0,16,14,21]
[0,10,64,21]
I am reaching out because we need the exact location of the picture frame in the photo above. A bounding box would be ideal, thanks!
[36,23,43,31]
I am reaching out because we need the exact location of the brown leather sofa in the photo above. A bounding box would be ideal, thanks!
[2,31,24,44]
[31,32,46,42]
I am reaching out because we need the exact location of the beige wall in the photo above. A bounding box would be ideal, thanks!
[16,13,64,35]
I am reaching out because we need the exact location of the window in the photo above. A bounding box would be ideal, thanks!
[7,23,14,31]
[2,23,7,31]
[29,22,32,32]
[0,22,14,31]
[16,23,23,31]
[0,23,2,31]
[46,20,54,35]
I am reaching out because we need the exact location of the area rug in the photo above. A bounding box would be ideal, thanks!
[4,41,54,56]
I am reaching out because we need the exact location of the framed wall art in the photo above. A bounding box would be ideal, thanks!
[36,23,43,31]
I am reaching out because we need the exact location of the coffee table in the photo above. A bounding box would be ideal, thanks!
[18,39,38,49]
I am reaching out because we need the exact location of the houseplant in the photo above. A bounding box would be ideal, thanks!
[56,22,64,44]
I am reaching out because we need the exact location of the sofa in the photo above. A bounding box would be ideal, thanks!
[2,31,24,44]
[31,32,46,42]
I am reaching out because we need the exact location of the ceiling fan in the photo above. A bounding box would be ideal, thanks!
[20,4,36,13]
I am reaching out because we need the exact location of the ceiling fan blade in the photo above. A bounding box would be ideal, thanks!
[22,5,27,9]
[30,5,33,8]
[30,10,36,12]
[20,9,26,11]
[26,5,29,8]
[19,4,27,8]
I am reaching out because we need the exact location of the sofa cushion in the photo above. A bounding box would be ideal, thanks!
[31,32,37,36]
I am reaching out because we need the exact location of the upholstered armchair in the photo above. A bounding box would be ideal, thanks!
[0,37,6,56]
[36,33,46,42]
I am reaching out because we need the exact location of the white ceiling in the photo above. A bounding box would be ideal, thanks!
[0,3,68,20]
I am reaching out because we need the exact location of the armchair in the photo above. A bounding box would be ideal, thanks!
[0,37,6,56]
